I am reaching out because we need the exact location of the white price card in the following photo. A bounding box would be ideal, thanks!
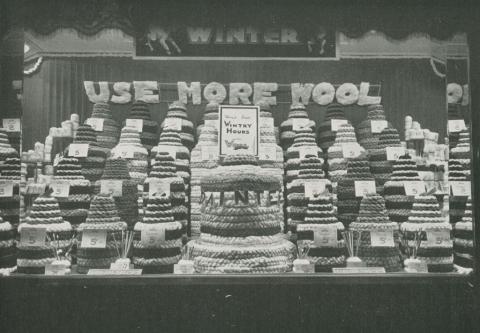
[426,230,451,247]
[20,227,47,247]
[259,145,277,161]
[342,143,362,158]
[371,120,388,133]
[403,181,426,196]
[304,180,328,198]
[292,118,309,131]
[68,144,89,157]
[164,117,182,131]
[0,181,14,197]
[313,225,338,247]
[299,146,318,159]
[149,179,171,198]
[448,119,466,133]
[450,181,471,196]
[110,261,130,270]
[174,261,195,274]
[50,181,70,198]
[81,229,107,248]
[386,146,405,161]
[260,117,274,129]
[85,118,104,132]
[162,147,177,160]
[2,118,21,132]
[204,119,218,129]
[117,148,134,159]
[126,118,143,132]
[331,119,348,132]
[354,180,376,197]
[141,226,166,246]
[370,230,395,247]
[100,180,123,197]
[201,146,219,161]
[45,263,69,276]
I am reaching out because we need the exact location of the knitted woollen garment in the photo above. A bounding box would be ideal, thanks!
[53,157,91,228]
[111,126,149,185]
[196,102,219,139]
[296,195,346,272]
[76,194,127,274]
[349,194,402,272]
[123,100,159,150]
[317,103,348,152]
[0,216,16,268]
[383,154,420,223]
[160,101,195,150]
[450,130,471,171]
[0,128,18,163]
[400,195,453,272]
[447,103,463,149]
[17,196,73,274]
[453,197,473,269]
[93,158,139,228]
[88,102,121,149]
[132,195,182,273]
[280,103,316,151]
[448,160,469,224]
[0,157,21,225]
[356,104,393,151]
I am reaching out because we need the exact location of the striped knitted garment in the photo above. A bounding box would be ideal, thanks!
[453,197,473,269]
[76,194,127,274]
[447,103,463,149]
[349,194,402,272]
[160,101,195,150]
[317,103,348,152]
[196,102,219,139]
[296,195,346,272]
[400,195,453,272]
[280,103,316,151]
[132,195,182,273]
[17,196,73,274]
[356,104,393,151]
[0,128,18,163]
[87,102,121,149]
[0,156,21,225]
[0,216,16,268]
[122,100,159,151]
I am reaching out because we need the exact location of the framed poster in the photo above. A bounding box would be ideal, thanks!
[219,105,259,156]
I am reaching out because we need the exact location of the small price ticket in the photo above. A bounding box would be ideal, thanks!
[164,117,182,131]
[426,230,451,247]
[299,146,318,159]
[0,181,14,197]
[174,260,195,274]
[354,180,376,197]
[45,263,70,276]
[331,119,348,132]
[141,226,166,246]
[117,148,134,159]
[126,118,143,132]
[163,147,177,160]
[450,181,471,196]
[386,146,405,161]
[313,225,338,247]
[68,143,89,157]
[260,117,274,129]
[20,227,47,247]
[149,178,171,198]
[201,146,219,161]
[259,145,277,161]
[50,181,70,198]
[204,119,218,129]
[110,261,131,270]
[2,118,21,132]
[100,180,123,197]
[342,143,362,158]
[403,181,426,196]
[85,118,104,132]
[370,120,388,133]
[304,180,327,199]
[448,119,466,133]
[370,230,395,247]
[292,118,309,131]
[81,229,107,248]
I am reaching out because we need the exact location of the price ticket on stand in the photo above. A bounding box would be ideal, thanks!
[20,226,47,247]
[141,226,166,246]
[81,229,107,248]
[164,117,182,131]
[304,180,328,199]
[292,118,309,131]
[260,117,274,130]
[426,230,451,247]
[100,180,123,197]
[126,118,143,132]
[259,145,277,161]
[370,230,395,247]
[354,180,376,197]
[370,120,388,133]
[331,119,348,132]
[299,146,318,159]
[148,178,172,198]
[116,148,134,159]
[386,146,405,161]
[50,181,70,198]
[2,118,21,132]
[85,118,104,132]
[450,181,471,196]
[68,144,89,157]
[162,147,177,160]
[201,146,219,161]
[403,181,426,196]
[313,225,338,247]
[0,181,14,197]
[448,119,467,133]
[342,143,362,158]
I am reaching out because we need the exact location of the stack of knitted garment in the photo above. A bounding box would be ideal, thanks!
[0,128,17,163]
[447,103,464,149]
[453,197,473,269]
[160,101,195,150]
[17,196,73,274]
[349,194,402,271]
[53,157,91,228]
[196,103,219,139]
[357,104,392,151]
[188,148,296,273]
[0,216,16,268]
[296,195,346,271]
[0,156,21,225]
[77,194,127,273]
[87,102,121,149]
[317,103,349,152]
[123,100,159,150]
[132,195,183,273]
[280,103,316,151]
[400,195,453,272]
[94,158,139,228]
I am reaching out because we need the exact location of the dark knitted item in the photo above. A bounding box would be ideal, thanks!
[0,216,16,268]
[0,157,21,225]
[453,198,473,269]
[317,103,348,152]
[280,103,316,151]
[88,102,121,149]
[357,104,393,152]
[123,100,159,150]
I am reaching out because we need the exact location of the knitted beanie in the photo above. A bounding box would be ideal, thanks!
[453,197,473,269]
[280,103,316,151]
[0,216,16,268]
[196,102,219,139]
[160,101,195,150]
[123,100,159,150]
[87,102,121,149]
[356,104,393,151]
[17,196,73,274]
[0,157,21,225]
[132,195,183,273]
[400,195,453,272]
[349,194,402,272]
[317,103,348,152]
[0,128,17,162]
[76,194,128,274]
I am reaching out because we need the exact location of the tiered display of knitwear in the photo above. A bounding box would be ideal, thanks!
[94,158,139,228]
[111,126,149,185]
[453,197,473,269]
[447,103,463,149]
[196,103,219,139]
[76,194,127,273]
[383,154,420,223]
[336,154,375,227]
[296,195,346,271]
[280,103,316,151]
[349,194,402,271]
[17,196,73,274]
[161,101,195,150]
[87,103,121,149]
[0,157,21,225]
[357,104,393,151]
[53,157,91,228]
[132,195,183,273]
[123,100,159,150]
[0,128,17,163]
[400,195,453,272]
[188,149,296,273]
[144,152,188,237]
[317,103,348,152]
[0,216,16,268]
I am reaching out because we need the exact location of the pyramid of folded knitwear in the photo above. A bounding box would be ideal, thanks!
[123,100,159,150]
[160,101,195,150]
[0,216,16,268]
[349,194,402,272]
[448,159,470,224]
[0,156,21,225]
[453,197,473,269]
[65,124,108,182]
[317,103,349,152]
[0,128,18,162]
[447,103,463,149]
[296,195,346,271]
[196,102,219,139]
[368,127,403,194]
[357,104,393,151]
[111,126,149,185]
[17,196,73,274]
[87,102,121,149]
[280,103,316,151]
[76,194,127,274]
[400,195,453,272]
[132,195,183,273]
[449,130,471,172]
[144,152,188,237]
[383,154,420,223]
[336,153,374,228]
[93,158,139,228]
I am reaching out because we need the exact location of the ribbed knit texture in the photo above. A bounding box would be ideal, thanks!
[160,101,195,150]
[280,103,316,151]
[0,216,16,268]
[356,104,393,151]
[0,156,21,225]
[453,197,473,269]
[123,100,159,150]
[448,134,470,224]
[317,103,348,152]
[88,102,120,148]
[0,128,18,162]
